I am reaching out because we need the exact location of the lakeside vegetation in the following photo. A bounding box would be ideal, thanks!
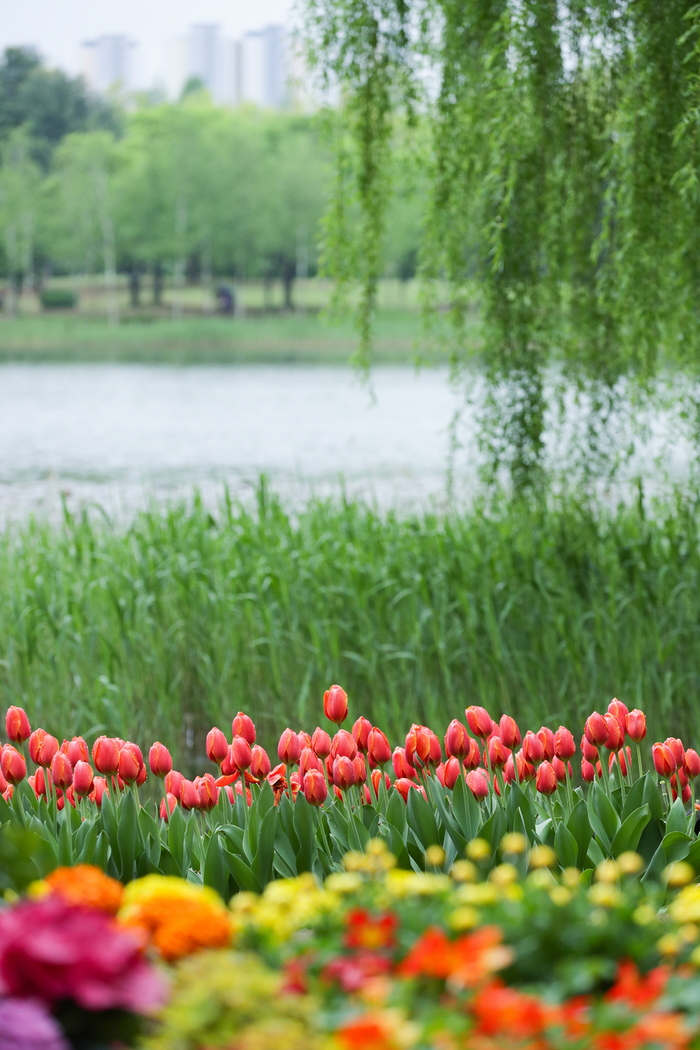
[2,486,699,766]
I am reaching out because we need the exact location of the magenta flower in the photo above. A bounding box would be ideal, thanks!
[0,896,166,1014]
[0,997,69,1050]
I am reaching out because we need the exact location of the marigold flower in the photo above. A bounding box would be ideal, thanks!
[5,705,31,743]
[119,874,233,961]
[45,864,123,914]
[344,907,398,951]
[400,925,511,985]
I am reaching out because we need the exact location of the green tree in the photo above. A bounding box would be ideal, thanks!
[0,128,43,313]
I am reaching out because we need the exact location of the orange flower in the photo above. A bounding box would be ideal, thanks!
[119,876,233,961]
[471,980,557,1039]
[45,865,124,914]
[336,1013,402,1050]
[344,909,398,951]
[399,926,511,985]
[605,961,670,1009]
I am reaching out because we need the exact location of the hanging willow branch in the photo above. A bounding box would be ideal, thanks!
[304,0,700,488]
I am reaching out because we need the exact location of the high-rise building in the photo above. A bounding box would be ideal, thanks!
[188,24,223,98]
[81,35,135,94]
[240,26,288,109]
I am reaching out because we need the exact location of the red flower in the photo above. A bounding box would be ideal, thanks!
[302,768,328,806]
[498,715,521,750]
[0,895,166,1012]
[465,706,494,739]
[323,684,349,725]
[206,728,229,765]
[367,727,391,767]
[311,727,332,758]
[626,709,647,743]
[352,716,372,753]
[399,925,510,985]
[344,908,398,951]
[5,706,31,743]
[537,726,555,760]
[323,951,392,993]
[554,726,576,761]
[605,960,669,1008]
[444,719,470,758]
[231,711,256,744]
[149,742,173,778]
[522,730,545,765]
[472,980,554,1038]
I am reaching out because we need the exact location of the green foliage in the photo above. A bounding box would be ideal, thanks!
[2,486,700,754]
[39,288,77,309]
[304,0,700,486]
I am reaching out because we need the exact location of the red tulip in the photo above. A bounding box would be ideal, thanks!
[164,769,184,797]
[604,713,624,751]
[442,755,462,790]
[444,719,470,758]
[652,742,676,778]
[607,698,629,732]
[463,737,481,770]
[684,748,700,779]
[499,715,521,750]
[487,734,510,769]
[405,724,441,768]
[179,778,199,810]
[352,716,372,753]
[0,765,7,795]
[250,744,271,779]
[331,729,358,761]
[303,768,328,806]
[465,706,494,739]
[522,730,545,765]
[516,751,536,781]
[609,746,632,777]
[367,727,391,766]
[206,728,229,765]
[537,727,555,761]
[92,736,121,776]
[118,745,141,785]
[50,752,73,790]
[1,745,26,785]
[230,736,253,771]
[584,713,609,748]
[332,755,358,790]
[29,729,59,768]
[311,727,332,758]
[371,768,391,795]
[30,767,47,797]
[580,735,599,763]
[353,754,367,784]
[149,742,173,778]
[535,760,558,795]
[503,754,516,784]
[278,728,301,765]
[59,737,88,766]
[626,709,647,743]
[299,746,324,779]
[554,726,576,761]
[5,706,31,743]
[197,774,219,811]
[91,777,108,806]
[232,711,256,745]
[393,777,419,801]
[581,758,596,782]
[323,684,349,725]
[466,769,489,800]
[72,760,94,798]
[665,737,686,767]
[551,757,571,783]
[160,793,178,821]
[392,746,417,780]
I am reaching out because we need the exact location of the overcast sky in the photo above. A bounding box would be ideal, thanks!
[1,0,294,86]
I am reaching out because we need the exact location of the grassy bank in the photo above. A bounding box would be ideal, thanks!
[1,486,699,765]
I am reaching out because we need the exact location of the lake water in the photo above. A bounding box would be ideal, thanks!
[0,363,694,522]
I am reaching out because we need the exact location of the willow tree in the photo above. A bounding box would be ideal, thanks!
[304,1,700,487]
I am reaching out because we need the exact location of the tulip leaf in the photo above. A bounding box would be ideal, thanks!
[586,838,606,867]
[272,828,298,878]
[252,807,277,888]
[478,806,506,849]
[204,833,231,899]
[554,822,578,869]
[222,845,262,893]
[642,775,665,821]
[587,782,619,851]
[0,825,56,892]
[665,798,691,837]
[116,791,140,881]
[167,804,188,875]
[451,773,481,841]
[621,776,647,822]
[662,831,692,863]
[407,786,440,848]
[566,799,592,869]
[611,805,650,857]
[641,842,669,885]
[76,818,100,865]
[293,793,318,872]
[157,845,182,877]
[386,789,409,835]
[686,838,700,874]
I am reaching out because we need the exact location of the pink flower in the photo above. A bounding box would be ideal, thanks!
[0,897,166,1014]
[0,997,69,1050]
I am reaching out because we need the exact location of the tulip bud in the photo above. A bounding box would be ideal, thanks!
[250,744,271,779]
[466,769,489,800]
[72,760,94,798]
[444,719,470,758]
[405,724,441,768]
[117,744,141,784]
[232,711,256,744]
[503,754,516,784]
[1,745,26,785]
[50,752,73,790]
[92,736,121,776]
[463,737,481,770]
[607,698,629,732]
[626,709,647,743]
[581,758,596,782]
[665,737,686,768]
[197,773,219,811]
[609,746,632,777]
[652,742,676,778]
[392,746,417,780]
[31,766,47,797]
[5,706,31,743]
[90,777,108,806]
[303,768,328,806]
[554,726,576,761]
[442,755,462,790]
[299,746,324,779]
[230,736,253,771]
[149,742,173,778]
[371,768,391,794]
[311,727,332,758]
[487,734,510,769]
[206,728,229,765]
[332,755,358,790]
[352,716,372,753]
[331,729,358,761]
[323,684,349,725]
[367,727,391,766]
[522,730,545,765]
[537,727,555,761]
[179,778,199,810]
[499,715,521,750]
[551,757,571,783]
[603,713,624,751]
[0,766,7,794]
[29,729,59,768]
[393,777,419,801]
[164,769,184,797]
[160,793,178,821]
[535,761,558,795]
[580,735,599,763]
[516,751,536,782]
[278,728,301,765]
[465,705,494,739]
[684,748,700,779]
[584,713,609,748]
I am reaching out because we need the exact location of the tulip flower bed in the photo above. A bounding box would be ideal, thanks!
[4,849,700,1048]
[2,688,700,900]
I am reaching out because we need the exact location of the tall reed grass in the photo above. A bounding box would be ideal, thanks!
[1,485,698,766]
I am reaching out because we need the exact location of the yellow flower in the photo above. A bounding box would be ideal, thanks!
[663,862,695,889]
[466,838,491,861]
[489,863,518,888]
[448,906,480,931]
[119,874,232,961]
[670,885,700,924]
[450,860,477,883]
[617,852,644,876]
[549,886,572,907]
[561,867,581,888]
[425,845,446,868]
[325,872,363,894]
[588,883,622,908]
[529,846,556,870]
[657,933,682,956]
[595,860,620,884]
[500,832,528,855]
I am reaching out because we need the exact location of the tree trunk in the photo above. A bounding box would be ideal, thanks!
[153,262,163,305]
[282,259,295,311]
[172,199,187,320]
[128,267,140,307]
[94,165,119,326]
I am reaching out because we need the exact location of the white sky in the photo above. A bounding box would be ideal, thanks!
[0,0,294,87]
